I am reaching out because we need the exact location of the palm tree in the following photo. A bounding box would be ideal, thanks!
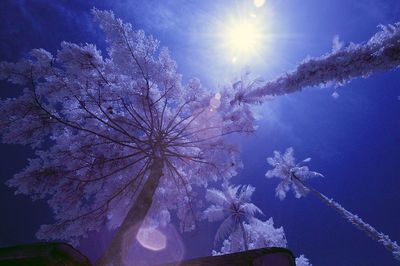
[204,182,263,251]
[265,147,400,261]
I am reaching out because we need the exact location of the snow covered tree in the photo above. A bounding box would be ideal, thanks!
[2,4,398,266]
[204,183,263,251]
[0,9,256,266]
[211,214,312,265]
[231,22,400,105]
[211,217,287,255]
[265,147,400,261]
[265,147,323,200]
[295,255,313,266]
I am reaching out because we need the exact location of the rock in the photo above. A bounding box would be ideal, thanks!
[0,242,92,266]
[156,247,295,266]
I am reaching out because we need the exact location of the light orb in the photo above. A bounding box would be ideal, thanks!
[136,227,167,251]
[209,93,221,109]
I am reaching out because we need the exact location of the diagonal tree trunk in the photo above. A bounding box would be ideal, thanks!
[96,158,164,266]
[235,23,400,105]
[292,174,400,261]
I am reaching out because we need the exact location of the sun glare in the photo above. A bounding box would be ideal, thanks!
[202,2,279,75]
[226,21,260,54]
[219,13,268,64]
[253,0,266,8]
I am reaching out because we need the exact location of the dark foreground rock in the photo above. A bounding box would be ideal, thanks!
[0,243,294,266]
[0,242,92,266]
[156,247,295,266]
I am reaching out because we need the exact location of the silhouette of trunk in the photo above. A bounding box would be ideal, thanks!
[292,174,400,261]
[96,158,164,266]
[240,221,249,251]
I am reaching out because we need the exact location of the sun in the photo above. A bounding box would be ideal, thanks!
[203,2,278,71]
[226,20,261,54]
[219,14,267,64]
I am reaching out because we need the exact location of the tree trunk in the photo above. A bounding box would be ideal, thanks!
[292,174,400,261]
[96,158,164,266]
[239,222,249,251]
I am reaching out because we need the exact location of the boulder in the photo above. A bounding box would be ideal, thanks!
[0,242,91,266]
[156,247,295,266]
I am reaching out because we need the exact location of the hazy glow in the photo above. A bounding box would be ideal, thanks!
[136,227,167,251]
[197,1,282,82]
[218,11,270,64]
[253,0,266,8]
[226,20,261,55]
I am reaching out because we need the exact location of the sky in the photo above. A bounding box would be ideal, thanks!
[0,0,399,265]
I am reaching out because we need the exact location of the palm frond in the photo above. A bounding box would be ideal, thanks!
[204,205,225,222]
[214,216,236,247]
[206,188,228,206]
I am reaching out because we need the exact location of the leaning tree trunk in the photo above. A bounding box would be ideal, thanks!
[292,174,400,261]
[96,158,164,266]
[239,221,249,251]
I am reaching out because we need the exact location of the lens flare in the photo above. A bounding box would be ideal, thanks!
[136,227,167,251]
[209,93,221,109]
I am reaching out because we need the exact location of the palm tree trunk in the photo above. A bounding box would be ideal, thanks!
[292,174,400,261]
[239,221,249,251]
[96,158,164,266]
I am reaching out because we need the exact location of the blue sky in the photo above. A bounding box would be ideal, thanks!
[0,0,399,265]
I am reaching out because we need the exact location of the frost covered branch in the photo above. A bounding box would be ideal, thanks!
[232,23,400,104]
[265,148,400,261]
[309,187,400,261]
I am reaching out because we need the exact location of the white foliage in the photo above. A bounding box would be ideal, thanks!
[212,217,314,265]
[0,9,256,245]
[296,254,313,266]
[204,182,263,246]
[232,22,400,104]
[265,147,323,200]
[266,148,400,261]
[246,218,287,250]
[212,218,287,255]
[321,194,400,261]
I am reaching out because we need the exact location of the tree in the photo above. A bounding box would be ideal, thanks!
[0,9,256,266]
[211,215,312,265]
[211,217,287,255]
[231,22,400,105]
[295,255,313,266]
[265,147,400,261]
[204,183,263,251]
[1,5,398,266]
